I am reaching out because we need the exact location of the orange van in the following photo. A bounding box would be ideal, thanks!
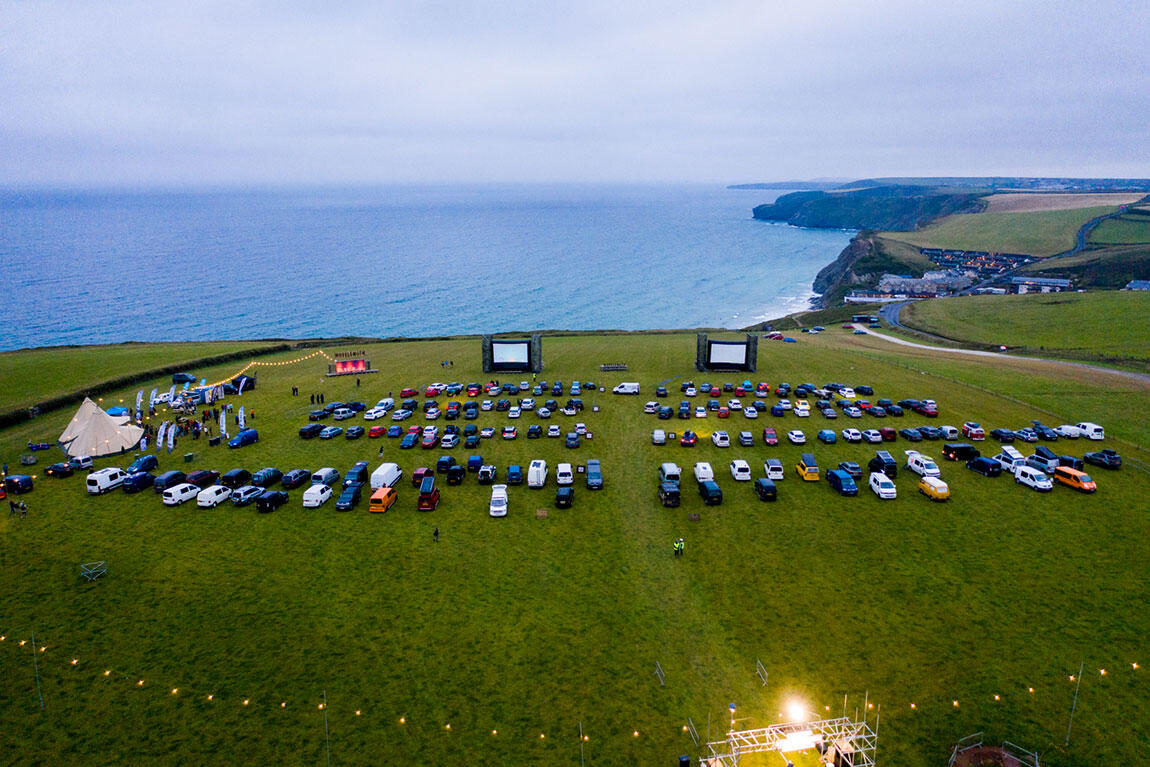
[1053,466,1096,493]
[369,486,398,512]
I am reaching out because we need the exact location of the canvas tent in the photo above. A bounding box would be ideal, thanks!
[58,397,145,458]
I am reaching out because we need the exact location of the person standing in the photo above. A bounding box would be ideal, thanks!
[433,527,439,543]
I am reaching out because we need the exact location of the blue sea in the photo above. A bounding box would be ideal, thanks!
[0,185,852,351]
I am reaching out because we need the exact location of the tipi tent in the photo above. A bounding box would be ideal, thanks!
[58,397,145,458]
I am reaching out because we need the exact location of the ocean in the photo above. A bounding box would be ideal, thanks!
[0,185,852,351]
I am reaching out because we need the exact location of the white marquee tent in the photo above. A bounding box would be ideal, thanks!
[58,397,145,458]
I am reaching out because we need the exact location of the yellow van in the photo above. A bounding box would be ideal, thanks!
[1052,466,1096,493]
[369,486,398,512]
[796,453,820,481]
[918,476,950,501]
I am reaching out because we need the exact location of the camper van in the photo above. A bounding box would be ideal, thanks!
[527,459,548,488]
[796,453,820,481]
[918,476,950,501]
[1052,466,1097,493]
[370,462,403,490]
[905,451,941,478]
[162,482,201,506]
[994,446,1027,473]
[612,382,641,395]
[86,467,126,495]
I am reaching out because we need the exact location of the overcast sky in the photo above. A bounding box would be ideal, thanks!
[2,0,1147,186]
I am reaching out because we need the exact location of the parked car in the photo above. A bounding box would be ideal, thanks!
[753,477,777,501]
[122,471,156,493]
[506,464,524,485]
[585,459,603,489]
[868,451,897,479]
[1014,465,1053,491]
[489,484,509,517]
[1084,449,1121,469]
[162,482,201,506]
[319,426,343,440]
[345,426,365,440]
[837,461,862,479]
[787,430,806,445]
[761,427,778,445]
[446,465,466,485]
[942,443,980,462]
[231,485,263,506]
[966,457,1002,477]
[729,459,752,481]
[186,469,220,488]
[711,431,730,448]
[817,429,837,444]
[680,431,697,447]
[86,467,126,494]
[652,429,666,445]
[796,453,819,481]
[1052,466,1096,493]
[841,428,862,443]
[417,477,440,511]
[990,428,1016,443]
[898,428,922,442]
[299,423,324,439]
[335,484,362,510]
[127,454,159,474]
[256,490,289,513]
[868,472,896,499]
[478,464,498,485]
[764,458,785,481]
[737,431,754,447]
[961,422,986,440]
[697,480,722,505]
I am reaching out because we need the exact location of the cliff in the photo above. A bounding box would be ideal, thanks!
[752,185,986,231]
[811,234,932,307]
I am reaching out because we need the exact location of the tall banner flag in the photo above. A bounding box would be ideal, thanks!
[238,406,245,429]
[167,385,177,402]
[167,423,176,451]
[139,436,147,451]
[156,422,168,447]
[219,409,228,439]
[135,390,144,412]
[237,377,247,395]
[149,388,158,406]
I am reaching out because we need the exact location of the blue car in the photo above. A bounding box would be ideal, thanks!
[231,485,263,506]
[400,433,418,449]
[507,464,523,485]
[319,426,343,439]
[127,454,159,473]
[387,425,402,438]
[817,429,837,444]
[229,428,259,448]
[565,433,580,448]
[827,469,858,496]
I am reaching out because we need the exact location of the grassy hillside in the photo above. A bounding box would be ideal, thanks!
[0,340,287,415]
[1019,244,1150,289]
[1089,213,1150,245]
[898,292,1150,371]
[2,333,1148,766]
[882,206,1118,257]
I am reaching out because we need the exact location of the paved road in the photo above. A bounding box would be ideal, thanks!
[851,324,1150,385]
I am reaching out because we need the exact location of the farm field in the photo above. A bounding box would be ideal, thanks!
[2,332,1148,766]
[882,206,1118,257]
[981,193,1144,213]
[1088,214,1150,245]
[897,292,1150,371]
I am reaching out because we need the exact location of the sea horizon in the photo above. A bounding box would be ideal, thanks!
[0,183,853,352]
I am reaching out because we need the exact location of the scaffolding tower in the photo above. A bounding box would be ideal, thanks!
[704,716,876,767]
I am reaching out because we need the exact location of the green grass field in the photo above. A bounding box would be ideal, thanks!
[0,340,286,414]
[882,206,1118,257]
[1089,214,1150,245]
[898,292,1150,370]
[2,333,1148,766]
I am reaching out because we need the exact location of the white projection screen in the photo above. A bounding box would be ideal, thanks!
[491,340,531,369]
[708,341,747,366]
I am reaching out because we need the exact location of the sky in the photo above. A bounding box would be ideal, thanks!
[1,0,1148,186]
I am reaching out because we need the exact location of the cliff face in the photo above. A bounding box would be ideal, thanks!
[811,233,929,307]
[752,186,985,231]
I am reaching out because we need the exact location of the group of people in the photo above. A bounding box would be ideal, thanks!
[8,499,28,518]
[672,537,685,556]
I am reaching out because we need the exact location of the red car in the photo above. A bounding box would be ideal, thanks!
[761,427,778,446]
[879,426,897,441]
[400,388,419,399]
[407,425,422,434]
[717,407,730,419]
[709,387,721,396]
[424,385,442,397]
[421,434,439,449]
[368,425,387,438]
[466,384,481,396]
[411,467,432,487]
[734,387,747,397]
[962,421,986,440]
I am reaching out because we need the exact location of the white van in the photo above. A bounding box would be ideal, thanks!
[905,451,941,478]
[527,459,548,488]
[86,467,126,495]
[556,463,574,486]
[994,446,1026,473]
[376,397,395,411]
[163,482,201,506]
[1014,464,1053,491]
[197,484,233,508]
[303,484,333,507]
[612,382,641,395]
[764,459,785,481]
[370,462,403,490]
[869,472,897,499]
[1075,422,1104,440]
[332,407,355,421]
[693,462,714,483]
[311,467,339,485]
[729,460,751,481]
[659,462,682,484]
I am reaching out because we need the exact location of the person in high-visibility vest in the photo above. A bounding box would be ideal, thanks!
[678,538,685,556]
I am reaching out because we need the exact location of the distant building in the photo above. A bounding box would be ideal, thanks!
[878,271,972,295]
[972,287,1007,295]
[1010,276,1072,294]
[1124,279,1150,291]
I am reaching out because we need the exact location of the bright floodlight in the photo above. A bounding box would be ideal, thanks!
[786,699,807,723]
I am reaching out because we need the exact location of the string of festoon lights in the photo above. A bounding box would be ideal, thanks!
[204,350,336,389]
[1,628,1143,745]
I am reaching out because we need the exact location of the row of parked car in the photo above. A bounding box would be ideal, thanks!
[301,421,593,448]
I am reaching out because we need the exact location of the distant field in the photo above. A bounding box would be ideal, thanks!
[982,193,1144,213]
[1089,214,1150,245]
[898,292,1150,370]
[2,332,1149,766]
[883,206,1118,257]
[0,341,288,414]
